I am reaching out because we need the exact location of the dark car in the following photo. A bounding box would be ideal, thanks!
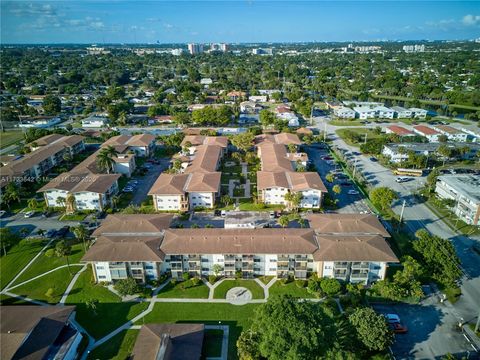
[46,229,57,238]
[214,210,221,216]
[370,157,378,162]
[41,210,51,218]
[56,226,70,238]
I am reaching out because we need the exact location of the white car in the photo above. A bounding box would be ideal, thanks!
[396,177,410,183]
[348,190,359,195]
[221,210,227,218]
[24,210,35,218]
[385,314,401,323]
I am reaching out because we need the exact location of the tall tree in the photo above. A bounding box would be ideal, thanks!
[73,224,89,252]
[55,240,72,274]
[348,307,393,351]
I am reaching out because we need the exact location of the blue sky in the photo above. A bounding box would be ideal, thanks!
[1,1,479,44]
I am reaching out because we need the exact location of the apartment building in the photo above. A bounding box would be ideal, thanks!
[333,107,356,119]
[385,125,415,137]
[381,142,480,163]
[410,108,428,119]
[149,143,223,211]
[180,135,228,156]
[82,213,397,284]
[39,172,121,212]
[433,125,469,142]
[413,125,441,142]
[435,175,480,226]
[103,134,156,157]
[255,132,302,147]
[0,134,85,186]
[374,106,395,119]
[391,106,413,119]
[354,107,376,120]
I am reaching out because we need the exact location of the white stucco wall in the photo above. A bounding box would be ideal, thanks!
[189,192,214,208]
[154,195,182,210]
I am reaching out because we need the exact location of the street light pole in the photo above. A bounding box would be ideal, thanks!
[399,200,406,224]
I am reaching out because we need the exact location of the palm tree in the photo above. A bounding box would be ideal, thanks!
[56,197,66,212]
[278,215,290,228]
[111,195,120,210]
[37,228,46,237]
[4,182,21,208]
[73,225,89,252]
[333,184,342,195]
[55,240,72,275]
[27,198,38,211]
[96,148,116,174]
[284,192,302,212]
[65,193,76,214]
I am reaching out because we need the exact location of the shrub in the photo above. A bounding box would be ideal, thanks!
[191,277,201,286]
[280,276,293,285]
[307,278,321,293]
[182,272,191,281]
[45,288,54,298]
[44,248,55,257]
[320,278,342,296]
[114,277,139,296]
[171,278,177,286]
[295,280,307,288]
[235,270,242,279]
[208,275,217,284]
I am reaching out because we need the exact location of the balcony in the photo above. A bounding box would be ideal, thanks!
[242,263,254,271]
[224,255,236,262]
[188,264,201,270]
[334,262,349,268]
[351,262,369,269]
[170,264,183,270]
[294,256,308,261]
[278,255,289,262]
[277,265,289,271]
[224,264,235,270]
[170,256,183,262]
[188,255,201,262]
[350,272,369,279]
[242,255,254,261]
[294,264,307,271]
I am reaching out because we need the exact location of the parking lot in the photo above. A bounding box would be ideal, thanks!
[373,292,477,359]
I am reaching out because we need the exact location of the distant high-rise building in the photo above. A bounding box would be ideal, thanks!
[188,43,203,55]
[209,43,229,52]
[403,44,425,53]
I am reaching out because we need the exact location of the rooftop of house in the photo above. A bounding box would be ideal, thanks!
[437,175,480,203]
[413,125,440,135]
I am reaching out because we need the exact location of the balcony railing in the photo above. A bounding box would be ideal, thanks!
[295,256,308,261]
[188,255,201,261]
[350,272,369,279]
[351,262,369,269]
[224,255,236,261]
[278,255,289,262]
[334,262,349,268]
[295,264,307,271]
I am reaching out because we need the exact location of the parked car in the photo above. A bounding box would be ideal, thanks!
[395,177,410,183]
[389,322,408,334]
[348,190,359,195]
[214,210,221,216]
[24,210,35,218]
[322,156,333,160]
[56,226,70,238]
[385,314,401,323]
[269,211,275,219]
[340,182,353,186]
[221,210,226,218]
[370,157,378,162]
[41,210,51,218]
[123,187,134,193]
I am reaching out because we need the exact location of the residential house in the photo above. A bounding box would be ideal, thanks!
[19,116,61,128]
[81,115,109,128]
[103,134,156,157]
[413,125,441,142]
[274,105,300,127]
[249,95,268,103]
[461,128,479,142]
[374,106,395,119]
[240,101,264,114]
[1,306,82,360]
[435,175,480,226]
[180,136,229,156]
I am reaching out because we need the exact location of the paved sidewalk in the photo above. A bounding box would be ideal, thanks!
[60,265,87,304]
[6,264,84,291]
[2,291,50,306]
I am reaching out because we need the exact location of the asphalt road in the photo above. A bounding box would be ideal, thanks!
[312,116,480,358]
[130,159,170,206]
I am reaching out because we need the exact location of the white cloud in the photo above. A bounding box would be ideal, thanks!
[462,14,480,26]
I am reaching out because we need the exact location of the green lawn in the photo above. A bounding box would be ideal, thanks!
[88,330,139,360]
[66,266,149,339]
[157,279,210,299]
[0,130,24,149]
[268,280,316,298]
[329,119,363,126]
[204,329,224,357]
[141,303,260,360]
[0,238,47,289]
[0,294,29,305]
[336,128,384,147]
[13,242,85,285]
[11,265,83,303]
[213,279,265,299]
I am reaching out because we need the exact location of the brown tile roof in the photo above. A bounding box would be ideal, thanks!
[258,143,293,172]
[296,127,313,135]
[161,228,318,255]
[255,132,301,146]
[286,152,309,163]
[387,125,414,136]
[82,235,165,262]
[38,172,120,194]
[132,324,204,360]
[148,173,190,195]
[181,135,228,148]
[414,125,440,136]
[181,135,205,146]
[306,214,390,237]
[257,171,289,189]
[185,172,221,192]
[30,134,64,146]
[288,172,327,192]
[103,134,155,147]
[435,125,462,134]
[1,306,75,360]
[92,214,174,237]
[313,234,398,262]
[184,145,221,173]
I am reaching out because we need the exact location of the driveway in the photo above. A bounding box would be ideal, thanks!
[131,159,170,206]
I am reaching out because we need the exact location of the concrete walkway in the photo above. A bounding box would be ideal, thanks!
[205,325,229,360]
[6,264,84,291]
[60,265,87,304]
[2,291,50,306]
[1,237,56,293]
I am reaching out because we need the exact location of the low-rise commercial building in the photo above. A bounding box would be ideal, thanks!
[435,175,480,226]
[382,142,480,163]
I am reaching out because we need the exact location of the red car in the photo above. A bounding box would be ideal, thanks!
[389,322,408,334]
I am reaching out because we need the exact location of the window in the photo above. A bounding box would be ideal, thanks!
[96,266,104,270]
[270,259,276,262]
[145,265,153,270]
[98,275,106,279]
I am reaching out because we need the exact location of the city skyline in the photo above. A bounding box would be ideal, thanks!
[1,1,480,44]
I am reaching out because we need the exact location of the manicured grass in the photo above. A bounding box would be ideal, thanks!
[0,238,47,289]
[157,279,210,299]
[66,266,149,340]
[336,128,384,147]
[258,276,274,285]
[213,279,265,299]
[269,280,316,298]
[141,303,260,360]
[13,242,85,285]
[0,130,24,149]
[11,265,83,304]
[204,329,224,357]
[88,330,139,360]
[329,119,363,126]
[59,213,87,221]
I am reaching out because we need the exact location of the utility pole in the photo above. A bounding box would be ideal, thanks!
[399,199,406,224]
[310,105,314,126]
[364,132,368,144]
